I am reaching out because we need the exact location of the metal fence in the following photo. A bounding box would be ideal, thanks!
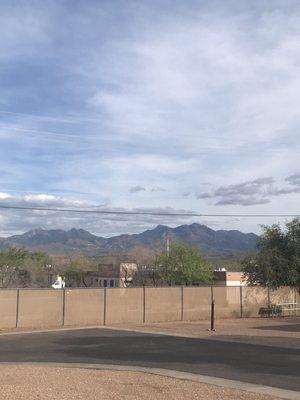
[0,286,298,330]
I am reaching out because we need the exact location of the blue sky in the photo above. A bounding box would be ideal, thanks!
[0,0,300,236]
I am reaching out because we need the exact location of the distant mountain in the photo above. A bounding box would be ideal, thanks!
[0,223,258,256]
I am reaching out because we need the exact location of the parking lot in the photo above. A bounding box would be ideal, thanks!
[0,321,299,393]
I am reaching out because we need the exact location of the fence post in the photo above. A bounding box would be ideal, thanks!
[15,289,20,328]
[62,288,66,326]
[143,286,146,323]
[103,287,107,326]
[181,286,184,321]
[240,286,243,318]
[267,286,271,309]
[210,286,215,331]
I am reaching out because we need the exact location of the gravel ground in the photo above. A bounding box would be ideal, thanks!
[0,365,281,400]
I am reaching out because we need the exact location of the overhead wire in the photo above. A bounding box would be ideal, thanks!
[0,204,298,218]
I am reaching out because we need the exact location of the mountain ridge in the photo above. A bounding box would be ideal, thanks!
[0,223,258,256]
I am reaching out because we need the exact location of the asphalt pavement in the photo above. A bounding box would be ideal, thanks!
[0,328,299,392]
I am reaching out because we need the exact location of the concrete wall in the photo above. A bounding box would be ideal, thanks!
[17,289,63,328]
[214,286,241,318]
[106,288,144,324]
[0,287,298,330]
[183,287,211,320]
[64,288,104,326]
[145,287,181,322]
[0,290,18,328]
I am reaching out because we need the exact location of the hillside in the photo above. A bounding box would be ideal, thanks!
[0,223,258,257]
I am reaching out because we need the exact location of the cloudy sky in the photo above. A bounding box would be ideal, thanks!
[0,0,300,237]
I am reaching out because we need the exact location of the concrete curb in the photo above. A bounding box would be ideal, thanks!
[0,324,217,339]
[0,361,299,400]
[0,324,103,336]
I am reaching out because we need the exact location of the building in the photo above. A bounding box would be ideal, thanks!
[213,269,247,286]
[79,263,138,288]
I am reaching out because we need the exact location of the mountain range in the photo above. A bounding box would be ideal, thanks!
[0,223,258,257]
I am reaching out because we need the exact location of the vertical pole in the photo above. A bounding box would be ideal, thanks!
[103,287,107,326]
[267,286,271,318]
[210,286,215,331]
[62,288,66,326]
[240,286,243,318]
[143,285,146,323]
[15,289,20,328]
[181,285,184,321]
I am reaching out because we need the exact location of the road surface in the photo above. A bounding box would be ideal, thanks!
[0,328,299,391]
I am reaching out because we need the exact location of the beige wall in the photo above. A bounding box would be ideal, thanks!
[17,289,63,328]
[0,290,18,328]
[183,287,211,320]
[242,287,268,318]
[1,286,299,331]
[269,287,295,305]
[145,287,181,323]
[270,287,298,316]
[214,286,241,318]
[64,289,104,326]
[296,290,300,311]
[106,288,143,324]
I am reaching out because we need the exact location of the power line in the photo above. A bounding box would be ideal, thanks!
[0,204,298,218]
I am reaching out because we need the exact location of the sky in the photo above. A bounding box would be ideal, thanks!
[0,0,300,237]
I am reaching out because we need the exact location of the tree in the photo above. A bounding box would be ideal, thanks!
[127,247,160,286]
[157,242,213,286]
[23,250,52,287]
[242,218,300,292]
[0,248,28,287]
[0,247,51,288]
[64,256,96,287]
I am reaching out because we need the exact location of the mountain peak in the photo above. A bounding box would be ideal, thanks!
[26,228,44,235]
[0,223,258,256]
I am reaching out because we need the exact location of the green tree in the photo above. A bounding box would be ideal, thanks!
[65,256,95,287]
[242,218,300,292]
[157,242,213,286]
[0,247,52,288]
[0,248,30,287]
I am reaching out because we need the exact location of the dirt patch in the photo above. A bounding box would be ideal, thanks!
[0,365,281,400]
[111,317,300,348]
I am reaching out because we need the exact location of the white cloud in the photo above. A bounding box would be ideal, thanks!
[0,1,300,236]
[196,175,300,206]
[0,192,199,237]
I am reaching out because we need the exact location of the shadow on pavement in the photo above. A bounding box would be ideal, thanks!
[252,323,300,332]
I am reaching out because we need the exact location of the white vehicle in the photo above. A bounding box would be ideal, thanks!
[51,275,66,289]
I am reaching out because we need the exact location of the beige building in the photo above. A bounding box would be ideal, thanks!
[213,270,247,286]
[81,263,137,288]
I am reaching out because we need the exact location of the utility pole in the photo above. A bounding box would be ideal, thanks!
[166,236,170,257]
